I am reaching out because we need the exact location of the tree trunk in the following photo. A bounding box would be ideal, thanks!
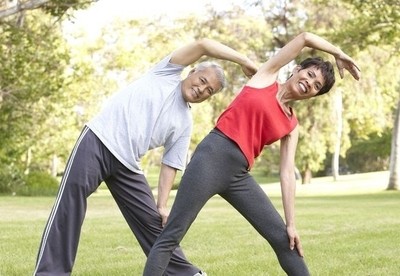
[51,154,58,177]
[332,89,343,181]
[387,99,400,190]
[24,147,32,175]
[0,0,50,19]
[301,167,312,184]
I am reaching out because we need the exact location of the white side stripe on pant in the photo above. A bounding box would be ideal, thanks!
[33,126,89,275]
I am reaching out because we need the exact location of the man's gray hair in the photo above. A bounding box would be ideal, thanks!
[194,61,227,92]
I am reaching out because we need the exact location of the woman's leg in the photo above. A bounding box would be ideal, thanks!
[220,175,310,276]
[105,162,201,276]
[144,130,243,276]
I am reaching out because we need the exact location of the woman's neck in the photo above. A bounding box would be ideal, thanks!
[276,84,293,116]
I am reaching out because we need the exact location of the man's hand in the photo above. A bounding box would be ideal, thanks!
[241,59,258,78]
[286,225,304,257]
[157,206,170,227]
[157,164,176,227]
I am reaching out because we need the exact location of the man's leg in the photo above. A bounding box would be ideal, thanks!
[105,161,201,276]
[34,127,110,276]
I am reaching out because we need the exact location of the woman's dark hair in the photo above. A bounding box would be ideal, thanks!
[299,57,335,96]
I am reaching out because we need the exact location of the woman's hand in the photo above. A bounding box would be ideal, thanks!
[335,52,361,80]
[287,225,304,257]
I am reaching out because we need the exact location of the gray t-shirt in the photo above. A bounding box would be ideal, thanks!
[87,54,192,174]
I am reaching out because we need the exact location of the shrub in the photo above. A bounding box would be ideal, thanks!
[346,131,391,173]
[0,164,24,195]
[18,171,59,196]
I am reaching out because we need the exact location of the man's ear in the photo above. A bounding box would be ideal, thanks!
[187,68,196,76]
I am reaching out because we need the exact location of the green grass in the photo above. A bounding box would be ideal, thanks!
[0,171,399,275]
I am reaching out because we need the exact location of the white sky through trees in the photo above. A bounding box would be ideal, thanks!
[64,0,246,39]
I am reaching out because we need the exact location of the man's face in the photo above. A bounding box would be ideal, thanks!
[181,67,222,103]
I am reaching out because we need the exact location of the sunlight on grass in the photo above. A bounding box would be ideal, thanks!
[261,171,391,197]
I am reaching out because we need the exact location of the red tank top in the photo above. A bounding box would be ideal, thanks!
[216,82,298,169]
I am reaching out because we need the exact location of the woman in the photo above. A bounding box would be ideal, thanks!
[143,32,360,275]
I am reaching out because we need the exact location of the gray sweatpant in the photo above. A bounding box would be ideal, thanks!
[33,126,200,276]
[144,129,310,276]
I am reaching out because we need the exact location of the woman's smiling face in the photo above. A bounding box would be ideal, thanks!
[287,66,325,100]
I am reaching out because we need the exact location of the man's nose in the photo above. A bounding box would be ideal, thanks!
[199,85,207,94]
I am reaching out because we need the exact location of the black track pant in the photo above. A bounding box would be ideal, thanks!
[33,127,200,276]
[144,129,310,276]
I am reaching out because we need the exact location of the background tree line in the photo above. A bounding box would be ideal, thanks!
[0,0,398,195]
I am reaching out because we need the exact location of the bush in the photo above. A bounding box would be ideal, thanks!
[346,131,391,173]
[18,171,59,196]
[0,164,24,195]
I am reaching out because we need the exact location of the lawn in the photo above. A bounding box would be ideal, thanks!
[0,171,399,275]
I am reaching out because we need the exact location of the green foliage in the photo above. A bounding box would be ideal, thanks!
[0,0,94,20]
[295,94,335,173]
[333,0,400,53]
[0,163,24,194]
[248,0,308,48]
[42,0,93,17]
[253,144,281,176]
[18,171,59,196]
[346,130,392,173]
[0,11,71,172]
[342,46,399,139]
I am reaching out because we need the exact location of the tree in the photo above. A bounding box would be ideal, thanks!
[292,0,400,183]
[0,13,70,163]
[329,0,400,54]
[332,0,400,190]
[331,89,343,181]
[387,100,400,190]
[0,0,94,19]
[0,0,95,192]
